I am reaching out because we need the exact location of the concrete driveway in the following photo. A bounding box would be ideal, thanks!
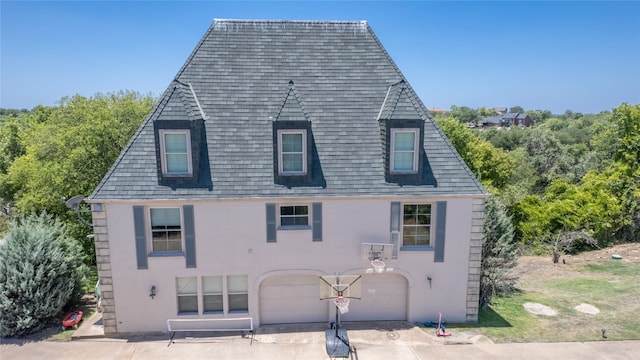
[2,320,638,360]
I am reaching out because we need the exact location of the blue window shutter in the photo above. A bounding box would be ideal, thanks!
[266,203,276,243]
[183,205,196,268]
[434,201,447,262]
[390,202,401,259]
[133,206,148,269]
[312,202,322,241]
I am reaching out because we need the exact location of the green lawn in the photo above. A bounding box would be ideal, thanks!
[444,259,640,342]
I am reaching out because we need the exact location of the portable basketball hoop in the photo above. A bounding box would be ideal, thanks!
[319,275,362,358]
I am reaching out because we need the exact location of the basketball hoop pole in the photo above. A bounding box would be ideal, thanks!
[334,292,342,339]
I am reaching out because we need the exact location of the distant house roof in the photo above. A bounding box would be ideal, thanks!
[503,113,529,120]
[484,116,504,125]
[90,19,484,201]
[429,107,446,113]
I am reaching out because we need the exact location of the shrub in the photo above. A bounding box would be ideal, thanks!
[0,213,83,337]
[481,196,519,305]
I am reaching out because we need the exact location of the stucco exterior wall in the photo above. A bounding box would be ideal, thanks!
[98,196,479,333]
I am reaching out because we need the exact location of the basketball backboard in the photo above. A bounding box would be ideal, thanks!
[361,243,393,261]
[319,275,362,300]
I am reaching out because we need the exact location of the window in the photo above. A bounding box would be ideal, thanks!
[202,276,223,313]
[160,130,192,176]
[150,208,182,252]
[278,129,307,175]
[227,275,248,313]
[280,205,309,227]
[390,129,419,173]
[402,204,432,247]
[176,277,198,314]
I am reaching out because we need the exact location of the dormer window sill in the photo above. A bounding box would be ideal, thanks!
[162,174,193,177]
[390,171,419,175]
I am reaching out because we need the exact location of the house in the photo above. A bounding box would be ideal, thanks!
[482,113,534,128]
[87,19,487,335]
[481,116,510,128]
[492,107,507,115]
[503,113,534,127]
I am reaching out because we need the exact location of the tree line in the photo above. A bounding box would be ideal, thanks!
[435,104,640,251]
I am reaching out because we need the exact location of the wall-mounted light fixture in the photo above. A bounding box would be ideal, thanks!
[149,285,157,299]
[427,275,432,289]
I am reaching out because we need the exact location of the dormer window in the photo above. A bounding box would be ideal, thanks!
[278,129,307,175]
[272,120,313,186]
[383,119,424,184]
[160,130,192,176]
[391,128,419,173]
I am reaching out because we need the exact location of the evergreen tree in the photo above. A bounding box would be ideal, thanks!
[481,196,519,305]
[0,213,83,337]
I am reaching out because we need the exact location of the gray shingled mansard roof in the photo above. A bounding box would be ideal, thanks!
[90,19,485,201]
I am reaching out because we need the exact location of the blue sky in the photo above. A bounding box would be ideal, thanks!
[1,1,639,114]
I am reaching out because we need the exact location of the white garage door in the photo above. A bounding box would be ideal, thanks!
[260,275,328,324]
[341,273,407,321]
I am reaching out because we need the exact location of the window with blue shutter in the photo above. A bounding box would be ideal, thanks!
[312,202,322,241]
[434,201,447,262]
[266,203,277,242]
[133,206,148,269]
[390,202,400,259]
[183,205,196,268]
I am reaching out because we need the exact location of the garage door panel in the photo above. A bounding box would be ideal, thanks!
[342,274,407,321]
[260,275,327,324]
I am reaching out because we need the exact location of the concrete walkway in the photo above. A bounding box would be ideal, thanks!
[2,318,638,360]
[70,309,105,340]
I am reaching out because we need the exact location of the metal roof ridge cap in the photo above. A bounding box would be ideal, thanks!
[213,18,367,24]
[187,82,208,120]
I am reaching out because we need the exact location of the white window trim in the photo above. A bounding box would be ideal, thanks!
[159,129,193,176]
[390,128,419,173]
[400,203,434,249]
[226,275,249,314]
[176,276,198,315]
[148,207,184,256]
[202,276,224,314]
[277,129,307,175]
[278,204,311,230]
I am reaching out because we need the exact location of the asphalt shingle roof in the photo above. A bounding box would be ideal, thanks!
[90,19,485,201]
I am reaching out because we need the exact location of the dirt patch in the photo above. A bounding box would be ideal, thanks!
[513,243,640,279]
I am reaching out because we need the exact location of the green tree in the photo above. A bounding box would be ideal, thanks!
[449,105,480,124]
[0,114,27,174]
[481,196,519,304]
[591,104,640,242]
[437,117,515,192]
[0,213,84,337]
[509,106,524,113]
[525,109,552,124]
[0,91,154,263]
[481,126,528,151]
[522,127,571,192]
